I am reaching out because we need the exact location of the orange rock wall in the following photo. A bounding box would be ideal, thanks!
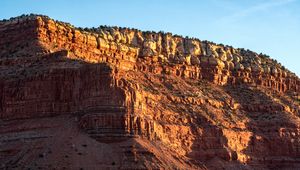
[33,16,300,93]
[0,15,300,169]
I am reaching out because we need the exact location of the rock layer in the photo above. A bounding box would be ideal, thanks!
[0,14,300,169]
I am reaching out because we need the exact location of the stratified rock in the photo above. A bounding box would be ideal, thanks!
[0,14,299,170]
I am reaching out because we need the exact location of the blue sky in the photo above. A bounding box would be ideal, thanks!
[1,0,299,76]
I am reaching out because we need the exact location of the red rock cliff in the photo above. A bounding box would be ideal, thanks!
[0,14,300,169]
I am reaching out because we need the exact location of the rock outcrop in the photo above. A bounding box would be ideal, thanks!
[0,14,300,169]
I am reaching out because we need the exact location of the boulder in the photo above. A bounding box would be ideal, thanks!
[186,40,201,56]
[226,53,233,62]
[143,39,157,50]
[224,61,235,70]
[251,65,263,73]
[235,63,244,71]
[233,54,241,63]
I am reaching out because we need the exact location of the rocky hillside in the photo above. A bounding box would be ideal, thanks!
[0,14,300,169]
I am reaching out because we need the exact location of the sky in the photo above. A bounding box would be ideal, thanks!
[1,0,299,76]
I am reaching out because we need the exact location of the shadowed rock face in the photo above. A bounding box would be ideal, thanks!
[0,14,300,169]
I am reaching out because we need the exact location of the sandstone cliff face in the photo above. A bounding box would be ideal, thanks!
[0,15,300,169]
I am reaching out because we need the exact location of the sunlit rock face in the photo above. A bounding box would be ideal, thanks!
[0,14,300,169]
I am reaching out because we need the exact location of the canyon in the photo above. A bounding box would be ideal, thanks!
[0,14,300,169]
